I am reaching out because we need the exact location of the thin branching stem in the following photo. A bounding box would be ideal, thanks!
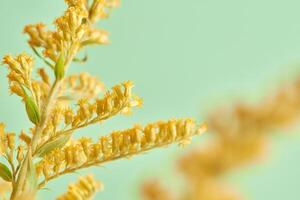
[11,79,63,200]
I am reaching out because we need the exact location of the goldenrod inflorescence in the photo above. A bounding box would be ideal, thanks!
[36,119,205,188]
[0,1,205,199]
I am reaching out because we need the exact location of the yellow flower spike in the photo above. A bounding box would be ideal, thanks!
[36,119,205,186]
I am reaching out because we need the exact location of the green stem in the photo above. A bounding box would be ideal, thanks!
[10,79,62,200]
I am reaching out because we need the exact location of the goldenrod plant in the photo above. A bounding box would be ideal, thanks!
[142,77,300,200]
[0,1,206,199]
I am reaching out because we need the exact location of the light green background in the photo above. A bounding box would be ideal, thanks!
[1,0,300,199]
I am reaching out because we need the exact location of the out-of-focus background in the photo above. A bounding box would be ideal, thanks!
[1,0,300,199]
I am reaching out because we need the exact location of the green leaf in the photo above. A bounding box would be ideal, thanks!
[54,53,65,80]
[20,85,40,125]
[25,95,40,125]
[0,162,12,182]
[35,134,71,157]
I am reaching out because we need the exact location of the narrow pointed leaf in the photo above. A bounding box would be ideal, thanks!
[25,95,40,125]
[35,134,71,157]
[23,153,38,195]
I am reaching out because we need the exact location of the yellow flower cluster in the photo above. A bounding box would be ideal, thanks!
[24,0,119,64]
[57,174,102,200]
[180,79,300,184]
[38,81,142,146]
[142,78,300,200]
[37,119,206,187]
[2,53,52,116]
[2,54,35,98]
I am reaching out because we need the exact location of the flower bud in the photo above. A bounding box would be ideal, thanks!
[17,146,24,162]
[7,133,15,150]
[19,130,32,145]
